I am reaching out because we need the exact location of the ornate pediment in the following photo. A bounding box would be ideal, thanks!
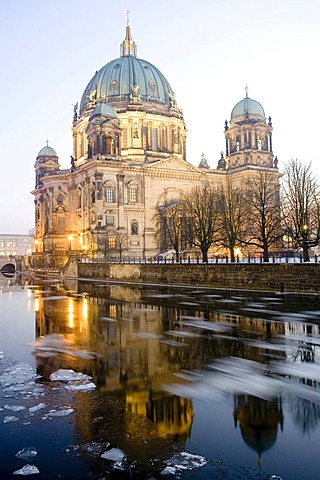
[144,155,201,174]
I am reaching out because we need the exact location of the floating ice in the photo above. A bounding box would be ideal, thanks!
[50,369,96,392]
[82,442,110,456]
[50,369,92,382]
[15,448,37,460]
[101,448,125,462]
[42,295,69,301]
[0,363,41,388]
[32,334,95,359]
[0,351,4,359]
[161,452,207,475]
[4,415,19,423]
[4,404,26,412]
[0,362,43,399]
[47,408,74,417]
[65,382,96,391]
[13,464,40,475]
[29,403,46,413]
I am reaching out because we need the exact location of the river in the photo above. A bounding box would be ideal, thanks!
[1,273,320,479]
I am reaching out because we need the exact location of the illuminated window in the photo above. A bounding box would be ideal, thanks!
[129,186,137,203]
[108,236,116,249]
[106,187,115,203]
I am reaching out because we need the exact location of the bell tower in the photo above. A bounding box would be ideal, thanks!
[224,88,275,170]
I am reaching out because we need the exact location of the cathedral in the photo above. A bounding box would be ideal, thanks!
[32,20,280,268]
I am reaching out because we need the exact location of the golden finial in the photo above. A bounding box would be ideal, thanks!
[126,9,130,26]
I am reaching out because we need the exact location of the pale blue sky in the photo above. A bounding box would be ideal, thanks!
[1,0,320,233]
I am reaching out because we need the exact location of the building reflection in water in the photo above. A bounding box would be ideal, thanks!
[233,395,283,465]
[32,281,308,461]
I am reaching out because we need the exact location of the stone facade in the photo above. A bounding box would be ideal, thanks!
[32,23,280,269]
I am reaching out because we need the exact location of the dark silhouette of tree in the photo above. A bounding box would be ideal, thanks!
[282,159,320,262]
[154,198,184,261]
[182,185,219,263]
[217,178,247,262]
[241,171,282,262]
[96,229,127,261]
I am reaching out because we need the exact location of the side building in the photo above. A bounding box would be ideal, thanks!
[0,233,34,257]
[31,22,280,269]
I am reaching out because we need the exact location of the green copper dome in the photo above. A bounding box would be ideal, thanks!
[231,94,265,120]
[89,102,118,120]
[37,144,58,158]
[79,24,179,117]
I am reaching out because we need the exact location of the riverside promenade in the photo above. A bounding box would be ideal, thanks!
[30,257,320,294]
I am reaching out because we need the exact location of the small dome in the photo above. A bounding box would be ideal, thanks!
[89,103,118,120]
[37,145,58,158]
[231,95,265,120]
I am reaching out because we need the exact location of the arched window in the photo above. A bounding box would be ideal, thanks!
[131,219,138,235]
[127,182,138,204]
[105,183,116,203]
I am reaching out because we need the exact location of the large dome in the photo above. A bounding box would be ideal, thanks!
[79,25,177,117]
[231,94,265,120]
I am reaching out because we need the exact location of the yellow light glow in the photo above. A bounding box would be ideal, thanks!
[82,298,88,320]
[68,298,74,328]
[34,297,40,312]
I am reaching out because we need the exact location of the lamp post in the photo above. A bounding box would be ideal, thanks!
[302,224,309,262]
[68,235,73,255]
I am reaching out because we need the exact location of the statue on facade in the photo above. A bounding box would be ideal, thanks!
[199,152,210,169]
[72,102,78,122]
[169,92,177,108]
[87,89,97,107]
[130,84,140,101]
[70,156,75,171]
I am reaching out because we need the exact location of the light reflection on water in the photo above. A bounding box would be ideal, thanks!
[1,275,320,479]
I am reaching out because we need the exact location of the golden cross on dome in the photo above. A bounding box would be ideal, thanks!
[126,9,130,26]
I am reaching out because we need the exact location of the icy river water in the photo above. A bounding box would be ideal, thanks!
[1,274,320,479]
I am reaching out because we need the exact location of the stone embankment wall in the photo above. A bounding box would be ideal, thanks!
[76,262,320,292]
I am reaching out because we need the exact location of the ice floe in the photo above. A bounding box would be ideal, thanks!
[161,452,207,475]
[0,362,43,399]
[13,464,39,475]
[50,369,92,382]
[101,448,125,462]
[32,334,95,359]
[81,442,110,456]
[4,404,26,412]
[15,448,37,460]
[29,403,46,413]
[49,368,96,392]
[4,415,19,423]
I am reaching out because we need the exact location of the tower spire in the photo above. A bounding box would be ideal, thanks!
[121,10,137,57]
[245,83,249,97]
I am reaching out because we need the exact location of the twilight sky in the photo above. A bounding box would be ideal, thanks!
[1,0,320,233]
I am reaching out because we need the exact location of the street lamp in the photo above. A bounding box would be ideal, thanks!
[302,224,309,262]
[68,235,73,253]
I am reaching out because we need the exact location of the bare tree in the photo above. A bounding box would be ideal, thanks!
[96,229,127,261]
[282,159,320,262]
[217,178,247,262]
[182,185,219,263]
[115,230,128,262]
[154,198,184,261]
[241,171,283,262]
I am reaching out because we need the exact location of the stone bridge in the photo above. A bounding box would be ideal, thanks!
[0,258,16,277]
